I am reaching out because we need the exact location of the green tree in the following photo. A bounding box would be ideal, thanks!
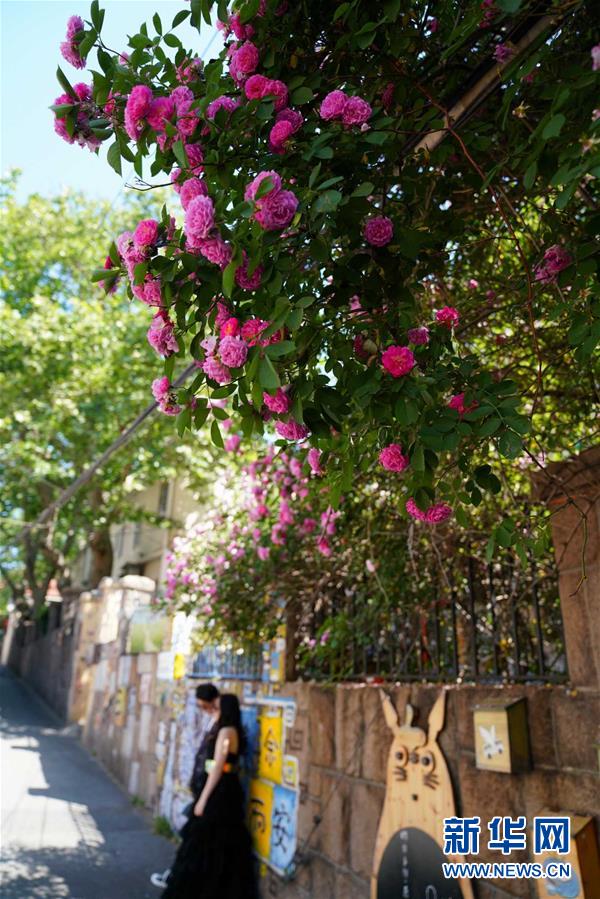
[0,177,217,614]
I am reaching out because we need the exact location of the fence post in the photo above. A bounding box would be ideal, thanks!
[534,447,600,689]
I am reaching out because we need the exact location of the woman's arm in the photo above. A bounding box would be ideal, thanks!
[194,727,235,816]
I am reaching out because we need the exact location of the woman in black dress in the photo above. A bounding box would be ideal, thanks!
[162,693,260,899]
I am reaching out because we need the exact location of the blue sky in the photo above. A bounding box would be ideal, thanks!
[1,1,222,200]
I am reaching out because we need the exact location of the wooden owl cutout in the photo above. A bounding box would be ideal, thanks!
[371,690,474,899]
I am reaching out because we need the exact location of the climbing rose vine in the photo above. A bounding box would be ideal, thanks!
[52,0,599,532]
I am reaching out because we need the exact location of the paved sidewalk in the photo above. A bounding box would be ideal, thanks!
[0,667,173,898]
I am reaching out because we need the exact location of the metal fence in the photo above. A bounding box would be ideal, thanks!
[299,554,568,685]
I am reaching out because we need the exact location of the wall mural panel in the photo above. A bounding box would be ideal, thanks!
[371,690,474,899]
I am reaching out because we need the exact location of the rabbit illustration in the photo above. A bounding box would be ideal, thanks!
[371,690,474,899]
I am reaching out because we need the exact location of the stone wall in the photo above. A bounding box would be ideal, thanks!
[266,681,599,899]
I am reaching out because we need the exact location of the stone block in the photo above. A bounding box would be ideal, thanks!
[553,770,600,817]
[525,688,557,768]
[308,686,336,768]
[349,781,384,880]
[551,689,600,771]
[360,687,393,784]
[311,856,336,899]
[335,686,364,776]
[335,869,369,899]
[319,773,351,867]
[557,570,599,688]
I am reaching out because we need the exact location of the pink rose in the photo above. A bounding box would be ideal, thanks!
[179,178,209,211]
[263,388,291,414]
[133,218,159,248]
[378,444,409,472]
[320,90,347,120]
[364,215,394,247]
[255,189,299,230]
[342,96,372,126]
[275,420,310,441]
[219,335,248,368]
[407,326,430,345]
[381,345,415,377]
[435,306,460,329]
[184,195,215,242]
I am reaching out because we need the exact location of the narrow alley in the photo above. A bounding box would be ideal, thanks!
[0,668,173,899]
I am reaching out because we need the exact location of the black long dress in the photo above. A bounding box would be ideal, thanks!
[162,725,260,899]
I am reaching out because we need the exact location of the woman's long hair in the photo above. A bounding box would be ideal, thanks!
[217,693,247,754]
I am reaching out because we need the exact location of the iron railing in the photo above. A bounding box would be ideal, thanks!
[298,554,567,684]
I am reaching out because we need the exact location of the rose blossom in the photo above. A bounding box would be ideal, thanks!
[592,45,600,72]
[257,546,270,561]
[219,335,248,368]
[364,216,394,247]
[229,41,259,83]
[407,326,430,345]
[202,356,232,385]
[184,195,215,242]
[342,96,372,126]
[53,83,101,151]
[448,393,478,417]
[151,376,170,405]
[307,448,324,475]
[255,189,299,230]
[494,43,514,64]
[406,498,453,524]
[60,15,86,69]
[381,345,415,377]
[220,317,240,337]
[275,420,310,441]
[147,311,178,357]
[269,119,294,153]
[179,177,209,211]
[195,235,233,268]
[241,318,277,346]
[206,95,241,120]
[133,219,159,248]
[379,444,409,472]
[245,170,282,203]
[320,90,347,120]
[534,245,572,285]
[124,84,153,141]
[235,253,263,290]
[436,306,460,329]
[263,388,291,414]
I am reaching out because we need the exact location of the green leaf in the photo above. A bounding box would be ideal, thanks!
[351,182,374,197]
[172,9,190,27]
[258,356,280,389]
[476,417,501,438]
[411,444,425,472]
[291,86,314,105]
[542,114,565,140]
[523,161,537,190]
[210,419,224,448]
[106,141,122,175]
[265,340,295,358]
[56,66,76,99]
[313,190,343,214]
[153,12,162,33]
[222,259,237,298]
[172,140,188,169]
[333,2,349,20]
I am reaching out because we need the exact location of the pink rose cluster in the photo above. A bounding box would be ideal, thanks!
[116,220,169,307]
[245,171,299,231]
[60,15,86,69]
[244,74,289,111]
[379,444,409,473]
[200,316,280,385]
[319,90,372,127]
[124,84,199,148]
[406,498,453,525]
[183,193,235,269]
[534,245,572,285]
[53,83,101,152]
[147,310,179,357]
[364,215,394,247]
[269,108,303,154]
[152,376,182,416]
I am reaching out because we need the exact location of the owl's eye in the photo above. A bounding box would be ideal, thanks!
[394,746,408,766]
[421,751,434,768]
